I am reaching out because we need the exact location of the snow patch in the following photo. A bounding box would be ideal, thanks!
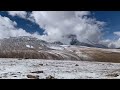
[26,45,34,48]
[49,46,64,50]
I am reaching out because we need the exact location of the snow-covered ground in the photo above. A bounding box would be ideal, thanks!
[0,58,120,79]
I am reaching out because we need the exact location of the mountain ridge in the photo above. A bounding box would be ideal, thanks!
[0,36,120,63]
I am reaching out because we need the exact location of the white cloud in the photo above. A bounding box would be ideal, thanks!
[99,39,114,48]
[7,11,27,18]
[29,11,105,44]
[114,31,120,36]
[107,39,120,48]
[0,15,40,39]
[104,31,120,48]
[100,31,120,48]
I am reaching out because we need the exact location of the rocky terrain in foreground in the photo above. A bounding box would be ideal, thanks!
[0,58,120,79]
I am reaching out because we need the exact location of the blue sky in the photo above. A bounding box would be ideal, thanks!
[0,11,44,35]
[92,11,120,40]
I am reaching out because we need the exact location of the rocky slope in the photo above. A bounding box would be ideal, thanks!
[0,36,120,63]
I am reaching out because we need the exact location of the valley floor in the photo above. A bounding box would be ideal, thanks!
[0,58,120,79]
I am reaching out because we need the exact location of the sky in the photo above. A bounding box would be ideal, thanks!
[0,11,120,48]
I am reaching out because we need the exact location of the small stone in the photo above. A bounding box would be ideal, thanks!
[24,58,29,59]
[13,76,17,77]
[31,71,43,74]
[17,72,21,73]
[27,75,39,79]
[46,75,56,79]
[75,64,79,66]
[106,73,119,77]
[39,64,43,66]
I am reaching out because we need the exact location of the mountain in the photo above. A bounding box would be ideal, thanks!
[0,36,51,52]
[70,38,108,48]
[0,36,120,63]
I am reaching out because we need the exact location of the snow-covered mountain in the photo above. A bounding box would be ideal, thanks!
[0,36,49,51]
[70,37,107,48]
[0,36,108,50]
[0,36,120,63]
